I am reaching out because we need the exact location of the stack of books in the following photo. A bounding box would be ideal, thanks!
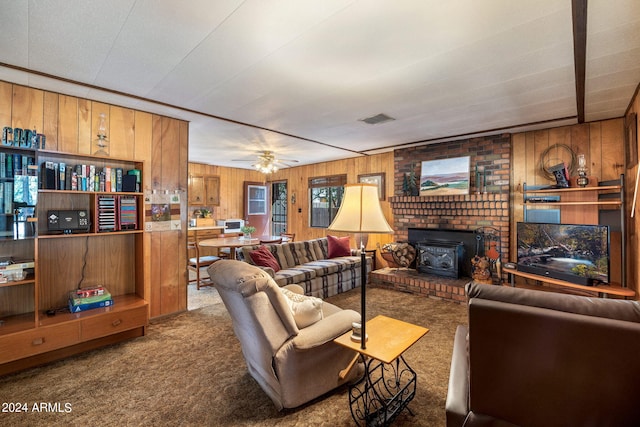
[0,259,34,283]
[68,286,113,313]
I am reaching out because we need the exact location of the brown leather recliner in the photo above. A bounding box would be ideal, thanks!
[446,282,640,427]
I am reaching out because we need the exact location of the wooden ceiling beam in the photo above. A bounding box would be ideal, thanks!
[572,0,588,123]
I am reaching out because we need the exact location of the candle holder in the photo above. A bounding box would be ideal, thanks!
[577,154,589,187]
[94,113,109,156]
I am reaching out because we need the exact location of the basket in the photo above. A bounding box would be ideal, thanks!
[381,251,400,268]
[380,243,416,268]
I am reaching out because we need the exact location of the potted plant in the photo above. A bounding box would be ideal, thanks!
[241,225,256,239]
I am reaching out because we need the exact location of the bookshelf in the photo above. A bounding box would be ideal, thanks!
[0,148,148,375]
[0,145,38,341]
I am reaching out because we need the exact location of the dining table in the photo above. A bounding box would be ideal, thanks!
[199,235,287,260]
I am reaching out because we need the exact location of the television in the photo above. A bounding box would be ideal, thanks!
[516,222,610,286]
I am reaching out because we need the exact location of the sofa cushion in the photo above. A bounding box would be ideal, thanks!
[273,266,319,286]
[285,240,323,267]
[327,235,351,258]
[305,257,360,275]
[249,245,281,272]
[242,240,323,270]
[280,287,324,328]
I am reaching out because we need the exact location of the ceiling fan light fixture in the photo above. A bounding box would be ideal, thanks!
[359,113,395,125]
[255,161,278,174]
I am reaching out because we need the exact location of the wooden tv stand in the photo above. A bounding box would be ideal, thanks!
[503,265,635,299]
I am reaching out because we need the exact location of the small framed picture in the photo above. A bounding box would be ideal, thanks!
[358,173,385,200]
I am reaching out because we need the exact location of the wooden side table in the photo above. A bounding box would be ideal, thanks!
[334,315,429,426]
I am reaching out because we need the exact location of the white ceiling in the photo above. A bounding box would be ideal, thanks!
[1,0,639,169]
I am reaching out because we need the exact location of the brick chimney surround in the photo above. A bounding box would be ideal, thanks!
[370,134,512,303]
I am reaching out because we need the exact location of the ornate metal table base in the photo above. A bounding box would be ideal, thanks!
[348,355,417,426]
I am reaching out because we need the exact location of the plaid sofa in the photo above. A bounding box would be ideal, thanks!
[238,237,371,298]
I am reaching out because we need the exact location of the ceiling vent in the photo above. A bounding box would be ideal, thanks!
[360,113,395,125]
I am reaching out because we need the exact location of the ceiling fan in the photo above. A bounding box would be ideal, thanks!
[232,150,299,173]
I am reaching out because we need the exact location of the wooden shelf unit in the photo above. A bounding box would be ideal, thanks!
[504,266,635,298]
[0,148,148,375]
[516,175,629,295]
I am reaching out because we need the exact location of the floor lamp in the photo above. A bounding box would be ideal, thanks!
[328,183,393,349]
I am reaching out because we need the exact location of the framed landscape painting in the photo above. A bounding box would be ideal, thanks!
[420,156,470,196]
[358,173,385,200]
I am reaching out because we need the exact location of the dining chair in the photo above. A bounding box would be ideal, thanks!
[188,237,221,290]
[216,232,242,258]
[280,232,295,242]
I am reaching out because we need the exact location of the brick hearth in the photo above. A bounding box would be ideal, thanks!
[369,268,470,303]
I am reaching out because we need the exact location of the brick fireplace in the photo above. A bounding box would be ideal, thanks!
[370,134,511,303]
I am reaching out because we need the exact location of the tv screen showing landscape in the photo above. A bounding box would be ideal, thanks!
[517,222,609,286]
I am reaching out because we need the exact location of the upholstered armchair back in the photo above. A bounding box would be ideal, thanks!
[446,282,640,427]
[208,259,361,410]
[210,261,298,398]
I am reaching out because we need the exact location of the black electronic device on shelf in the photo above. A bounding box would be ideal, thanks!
[47,210,90,234]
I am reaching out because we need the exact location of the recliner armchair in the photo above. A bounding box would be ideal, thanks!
[208,260,361,410]
[446,282,640,427]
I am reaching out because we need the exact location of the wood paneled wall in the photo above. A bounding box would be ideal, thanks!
[190,152,396,263]
[188,162,265,219]
[512,119,625,226]
[625,86,640,297]
[272,152,395,252]
[0,80,189,319]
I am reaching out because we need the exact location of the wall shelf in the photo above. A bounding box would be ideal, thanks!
[519,174,627,291]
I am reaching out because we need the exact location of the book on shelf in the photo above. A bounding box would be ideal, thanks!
[68,298,114,313]
[58,162,66,190]
[6,153,12,176]
[0,260,35,270]
[3,182,12,214]
[68,287,113,313]
[38,161,138,193]
[41,161,57,189]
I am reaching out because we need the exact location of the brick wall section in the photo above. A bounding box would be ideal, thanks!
[370,268,469,304]
[394,134,511,198]
[374,134,512,300]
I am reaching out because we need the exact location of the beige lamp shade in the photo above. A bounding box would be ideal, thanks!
[328,184,393,234]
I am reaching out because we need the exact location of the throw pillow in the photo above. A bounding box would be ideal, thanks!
[327,235,351,258]
[280,287,324,329]
[249,245,280,272]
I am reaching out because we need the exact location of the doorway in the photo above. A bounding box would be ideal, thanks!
[271,180,288,235]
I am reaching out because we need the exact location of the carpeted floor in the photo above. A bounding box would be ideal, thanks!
[0,286,467,427]
[187,280,221,310]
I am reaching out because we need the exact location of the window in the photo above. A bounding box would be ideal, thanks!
[247,184,267,215]
[309,175,346,228]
